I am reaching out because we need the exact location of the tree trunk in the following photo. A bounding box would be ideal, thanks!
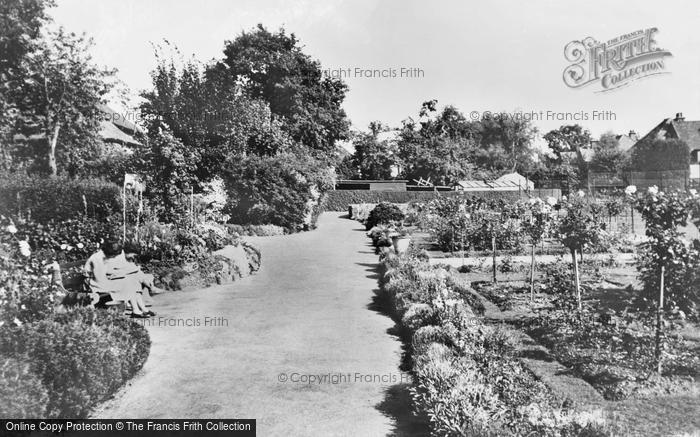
[530,243,536,302]
[48,123,60,177]
[572,248,581,312]
[492,235,497,283]
[655,265,665,373]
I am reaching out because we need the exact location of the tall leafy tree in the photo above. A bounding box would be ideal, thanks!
[478,112,537,171]
[397,102,478,185]
[13,28,115,176]
[0,0,54,169]
[543,124,591,160]
[351,122,398,180]
[209,24,350,161]
[590,131,629,173]
[140,47,292,187]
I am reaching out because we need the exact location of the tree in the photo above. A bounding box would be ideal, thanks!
[397,102,477,185]
[557,193,604,313]
[220,152,333,230]
[631,138,689,172]
[590,132,629,173]
[522,198,555,301]
[351,122,398,180]
[209,24,349,162]
[0,0,53,169]
[13,28,115,176]
[479,112,537,171]
[543,125,591,160]
[632,186,700,372]
[140,47,291,182]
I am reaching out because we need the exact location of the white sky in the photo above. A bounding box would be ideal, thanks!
[50,0,700,138]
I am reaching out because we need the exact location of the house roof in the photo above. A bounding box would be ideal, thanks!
[98,120,141,146]
[631,116,700,155]
[670,119,700,150]
[96,103,143,135]
[455,179,525,190]
[495,172,534,187]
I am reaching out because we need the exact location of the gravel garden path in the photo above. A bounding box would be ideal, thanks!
[93,212,425,436]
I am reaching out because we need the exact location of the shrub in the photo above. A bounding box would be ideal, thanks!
[0,357,48,418]
[0,307,150,418]
[380,251,606,436]
[365,202,405,230]
[0,173,122,223]
[221,153,332,230]
[225,223,286,237]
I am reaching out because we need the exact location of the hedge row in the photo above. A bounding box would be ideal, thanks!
[0,307,150,418]
[322,190,530,211]
[379,248,606,436]
[0,174,122,223]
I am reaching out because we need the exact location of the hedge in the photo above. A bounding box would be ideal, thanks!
[0,307,150,418]
[322,190,530,211]
[0,174,122,223]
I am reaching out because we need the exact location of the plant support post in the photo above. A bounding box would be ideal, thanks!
[572,248,581,312]
[530,243,536,302]
[655,265,665,373]
[492,234,497,283]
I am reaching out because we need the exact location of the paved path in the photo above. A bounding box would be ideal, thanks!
[93,213,424,436]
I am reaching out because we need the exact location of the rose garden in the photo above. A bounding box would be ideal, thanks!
[1,1,700,436]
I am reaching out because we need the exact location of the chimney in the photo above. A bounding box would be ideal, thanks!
[628,130,638,141]
[675,112,685,122]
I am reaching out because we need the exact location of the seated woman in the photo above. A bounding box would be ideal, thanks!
[84,238,156,318]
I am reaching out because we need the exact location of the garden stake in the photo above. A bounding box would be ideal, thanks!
[492,234,497,283]
[655,265,665,373]
[530,243,535,302]
[572,248,581,313]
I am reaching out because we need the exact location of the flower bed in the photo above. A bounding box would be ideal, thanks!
[0,307,150,418]
[379,248,606,436]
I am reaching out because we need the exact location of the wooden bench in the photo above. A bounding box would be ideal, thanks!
[51,259,123,309]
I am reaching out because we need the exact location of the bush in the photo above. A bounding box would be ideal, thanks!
[365,202,405,230]
[0,357,48,418]
[0,307,150,418]
[380,251,606,436]
[225,223,286,237]
[221,153,332,230]
[0,173,122,223]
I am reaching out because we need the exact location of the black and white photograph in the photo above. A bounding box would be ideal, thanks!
[1,0,700,436]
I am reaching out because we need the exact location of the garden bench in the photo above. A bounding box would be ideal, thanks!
[51,258,125,309]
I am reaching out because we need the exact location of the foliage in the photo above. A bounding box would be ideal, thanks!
[631,139,690,172]
[210,24,350,161]
[0,356,49,418]
[221,152,331,230]
[633,187,700,317]
[350,122,398,180]
[0,0,55,164]
[225,223,286,237]
[365,202,405,230]
[528,303,699,401]
[427,197,524,252]
[0,173,122,223]
[8,27,116,176]
[381,251,606,436]
[557,194,605,254]
[544,125,591,160]
[397,103,479,185]
[0,307,150,418]
[590,133,630,174]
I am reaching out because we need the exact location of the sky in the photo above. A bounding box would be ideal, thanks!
[49,0,700,140]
